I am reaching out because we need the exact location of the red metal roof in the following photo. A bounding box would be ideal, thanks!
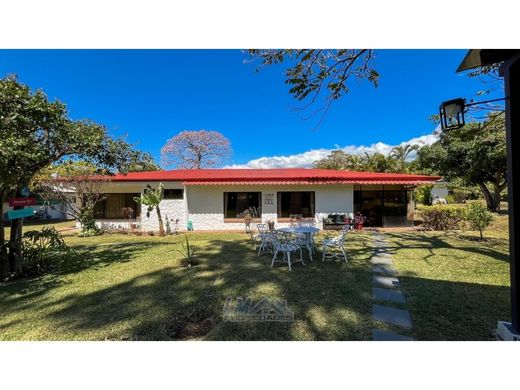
[105,168,441,185]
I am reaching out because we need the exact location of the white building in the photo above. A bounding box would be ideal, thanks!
[85,168,440,232]
[431,180,450,202]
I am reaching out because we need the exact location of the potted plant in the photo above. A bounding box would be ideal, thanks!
[267,220,275,231]
[354,212,365,230]
[238,206,259,234]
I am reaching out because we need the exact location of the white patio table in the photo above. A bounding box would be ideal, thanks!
[277,226,320,235]
[277,226,320,254]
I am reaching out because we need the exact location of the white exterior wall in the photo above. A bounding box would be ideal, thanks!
[140,198,186,233]
[93,181,188,233]
[86,181,354,232]
[186,184,354,231]
[431,181,449,201]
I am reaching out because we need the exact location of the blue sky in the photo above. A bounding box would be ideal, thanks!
[0,49,502,168]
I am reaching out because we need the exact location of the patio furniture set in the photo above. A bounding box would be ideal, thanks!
[254,220,349,271]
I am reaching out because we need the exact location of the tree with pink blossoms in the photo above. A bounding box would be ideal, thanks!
[161,130,232,169]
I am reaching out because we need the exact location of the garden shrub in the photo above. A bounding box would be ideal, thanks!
[415,185,433,206]
[78,207,102,237]
[465,202,494,240]
[445,194,456,204]
[419,205,465,230]
[21,227,73,276]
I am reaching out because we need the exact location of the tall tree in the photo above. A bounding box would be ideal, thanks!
[389,144,419,172]
[161,130,232,169]
[246,49,378,127]
[313,150,401,173]
[415,112,506,211]
[313,150,352,170]
[0,75,152,278]
[35,161,109,236]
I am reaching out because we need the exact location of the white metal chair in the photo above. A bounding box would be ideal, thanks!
[292,232,314,262]
[321,228,348,263]
[271,231,303,271]
[256,224,275,256]
[301,217,316,227]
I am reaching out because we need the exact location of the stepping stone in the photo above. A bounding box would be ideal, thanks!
[372,304,412,328]
[371,257,393,266]
[373,275,400,288]
[373,287,406,303]
[372,329,414,341]
[372,264,397,275]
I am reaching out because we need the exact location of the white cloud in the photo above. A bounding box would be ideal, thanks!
[225,132,439,169]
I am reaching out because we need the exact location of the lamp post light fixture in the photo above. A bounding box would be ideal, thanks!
[439,98,466,130]
[439,96,507,131]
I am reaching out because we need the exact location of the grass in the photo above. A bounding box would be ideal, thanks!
[0,226,374,341]
[0,207,512,340]
[385,210,510,340]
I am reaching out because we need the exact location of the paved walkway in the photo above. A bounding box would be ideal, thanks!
[371,232,414,341]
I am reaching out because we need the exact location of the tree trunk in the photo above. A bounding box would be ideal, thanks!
[8,207,24,276]
[156,206,165,236]
[479,183,501,212]
[0,190,10,279]
[492,181,504,212]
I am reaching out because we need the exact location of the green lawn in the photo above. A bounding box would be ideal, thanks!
[385,213,511,340]
[0,227,374,341]
[0,213,511,340]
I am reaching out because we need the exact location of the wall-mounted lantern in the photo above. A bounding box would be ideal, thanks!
[439,96,507,131]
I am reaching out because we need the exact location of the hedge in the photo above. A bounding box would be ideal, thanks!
[419,205,466,231]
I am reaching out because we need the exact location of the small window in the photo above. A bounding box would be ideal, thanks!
[224,192,261,218]
[163,189,184,199]
[277,191,315,218]
[93,193,141,219]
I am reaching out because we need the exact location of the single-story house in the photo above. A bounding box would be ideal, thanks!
[85,168,441,232]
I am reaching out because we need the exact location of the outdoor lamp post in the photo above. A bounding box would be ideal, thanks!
[443,49,520,340]
[439,98,466,130]
[439,96,507,131]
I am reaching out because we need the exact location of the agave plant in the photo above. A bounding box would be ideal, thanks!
[177,235,198,268]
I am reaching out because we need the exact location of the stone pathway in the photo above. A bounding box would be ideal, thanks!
[371,232,414,341]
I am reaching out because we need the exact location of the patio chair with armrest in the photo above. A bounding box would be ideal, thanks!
[291,232,314,262]
[256,224,276,256]
[321,227,348,263]
[271,231,303,271]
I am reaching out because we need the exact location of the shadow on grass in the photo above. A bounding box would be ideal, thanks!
[0,241,175,299]
[398,274,510,340]
[385,232,510,263]
[0,234,374,340]
[1,228,512,340]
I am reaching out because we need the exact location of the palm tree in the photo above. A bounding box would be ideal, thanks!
[389,144,419,172]
[346,154,365,171]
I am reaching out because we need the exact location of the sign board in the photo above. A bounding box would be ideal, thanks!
[5,208,35,220]
[8,197,37,207]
